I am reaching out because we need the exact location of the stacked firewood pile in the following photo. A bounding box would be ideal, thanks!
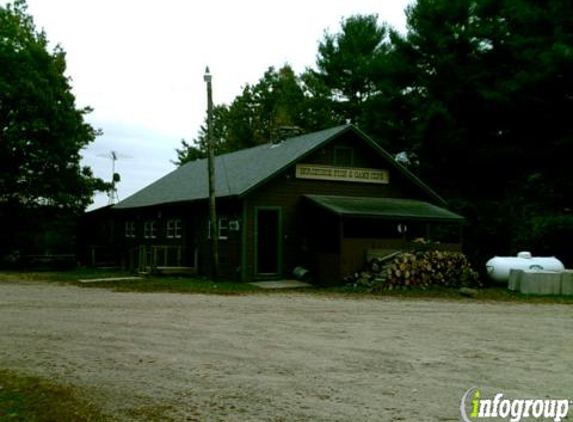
[346,250,481,292]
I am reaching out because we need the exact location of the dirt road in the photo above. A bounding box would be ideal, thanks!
[1,281,571,421]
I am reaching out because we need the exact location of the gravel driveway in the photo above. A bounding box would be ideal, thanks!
[1,281,571,421]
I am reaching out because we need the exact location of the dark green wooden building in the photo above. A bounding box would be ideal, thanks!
[80,125,464,284]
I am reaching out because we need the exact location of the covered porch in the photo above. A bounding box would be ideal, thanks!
[123,244,198,275]
[303,195,465,284]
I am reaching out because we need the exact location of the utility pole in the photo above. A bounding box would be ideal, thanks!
[204,66,219,281]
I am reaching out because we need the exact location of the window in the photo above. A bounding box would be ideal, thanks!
[218,218,229,240]
[208,217,229,240]
[166,219,182,239]
[144,221,157,239]
[125,221,136,238]
[334,146,354,167]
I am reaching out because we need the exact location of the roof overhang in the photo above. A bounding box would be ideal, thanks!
[304,195,465,223]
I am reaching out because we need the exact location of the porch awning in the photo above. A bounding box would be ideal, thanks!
[304,195,464,223]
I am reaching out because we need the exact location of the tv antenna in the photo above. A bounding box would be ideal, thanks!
[97,151,132,204]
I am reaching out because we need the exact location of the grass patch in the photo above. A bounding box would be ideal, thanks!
[0,268,261,295]
[325,283,573,303]
[78,276,261,295]
[0,370,109,422]
[1,268,572,302]
[0,268,128,284]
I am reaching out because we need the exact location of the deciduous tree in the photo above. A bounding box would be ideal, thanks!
[0,0,108,260]
[175,65,326,163]
[0,0,107,209]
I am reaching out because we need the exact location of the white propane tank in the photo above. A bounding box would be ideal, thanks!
[486,252,565,282]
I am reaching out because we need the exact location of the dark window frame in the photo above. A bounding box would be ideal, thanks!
[334,146,354,167]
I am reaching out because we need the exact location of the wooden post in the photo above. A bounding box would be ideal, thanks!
[204,67,219,281]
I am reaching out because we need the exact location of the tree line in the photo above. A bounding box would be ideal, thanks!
[176,0,573,269]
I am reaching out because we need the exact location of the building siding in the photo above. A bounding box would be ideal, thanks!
[241,134,433,282]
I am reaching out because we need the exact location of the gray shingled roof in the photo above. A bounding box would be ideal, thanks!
[114,125,350,209]
[114,124,445,209]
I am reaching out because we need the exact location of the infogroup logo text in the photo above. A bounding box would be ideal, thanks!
[460,387,570,422]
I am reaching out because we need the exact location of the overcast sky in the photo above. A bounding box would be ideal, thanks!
[6,0,413,209]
